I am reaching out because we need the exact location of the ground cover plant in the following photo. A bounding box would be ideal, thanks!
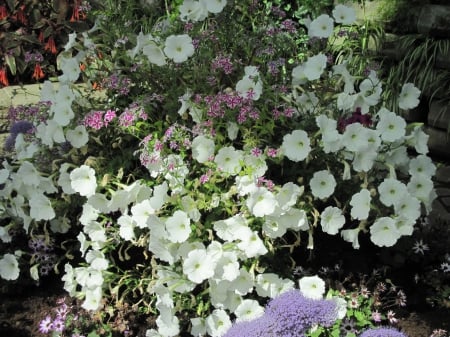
[0,0,448,336]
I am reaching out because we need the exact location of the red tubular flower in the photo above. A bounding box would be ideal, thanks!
[44,36,57,54]
[0,67,9,87]
[15,5,27,25]
[32,64,45,80]
[38,31,45,43]
[0,5,7,20]
[70,0,86,22]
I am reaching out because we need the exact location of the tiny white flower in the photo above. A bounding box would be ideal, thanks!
[299,275,325,299]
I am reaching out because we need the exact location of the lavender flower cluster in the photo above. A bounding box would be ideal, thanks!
[223,289,338,337]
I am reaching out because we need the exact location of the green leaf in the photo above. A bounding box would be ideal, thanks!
[4,54,16,76]
[87,331,100,337]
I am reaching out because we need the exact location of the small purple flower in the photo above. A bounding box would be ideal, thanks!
[359,326,409,337]
[39,315,53,334]
[52,317,65,332]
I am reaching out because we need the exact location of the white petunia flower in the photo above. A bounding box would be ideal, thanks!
[214,146,243,175]
[205,309,232,337]
[408,155,436,177]
[203,0,227,14]
[399,83,421,110]
[320,206,345,235]
[117,214,136,241]
[214,251,240,281]
[350,189,371,220]
[182,248,215,283]
[393,194,421,223]
[236,70,263,100]
[341,228,360,249]
[58,56,81,83]
[255,273,283,298]
[81,286,102,311]
[332,62,355,93]
[229,268,255,296]
[70,165,97,197]
[370,217,401,247]
[378,178,408,207]
[332,4,356,25]
[309,170,336,200]
[237,228,268,258]
[299,275,326,299]
[66,125,89,148]
[191,135,215,163]
[0,253,20,280]
[406,125,429,154]
[29,193,55,221]
[296,91,319,114]
[164,34,195,63]
[179,0,208,22]
[308,14,334,38]
[246,187,277,217]
[165,210,191,243]
[292,64,308,86]
[407,174,434,202]
[303,53,328,81]
[281,129,311,162]
[143,42,167,66]
[376,108,406,142]
[235,299,264,322]
[131,199,155,228]
[342,123,370,152]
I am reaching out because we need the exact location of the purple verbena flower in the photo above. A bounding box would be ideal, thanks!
[39,315,53,334]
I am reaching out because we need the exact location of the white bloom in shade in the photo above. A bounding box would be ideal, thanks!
[406,125,429,154]
[70,165,97,197]
[342,123,369,152]
[281,129,311,162]
[395,215,415,236]
[358,71,382,111]
[292,64,308,86]
[0,227,12,243]
[255,273,284,298]
[409,155,436,177]
[352,149,378,172]
[0,253,20,280]
[350,189,371,220]
[66,125,89,148]
[227,121,239,140]
[332,4,356,24]
[191,135,215,163]
[164,34,195,63]
[393,194,421,223]
[190,317,207,337]
[399,83,421,110]
[407,174,434,202]
[320,206,345,235]
[341,228,360,249]
[117,214,136,241]
[308,14,334,38]
[299,275,326,299]
[376,109,406,142]
[316,114,342,153]
[237,228,268,258]
[86,250,108,270]
[29,193,55,221]
[214,251,240,281]
[236,73,263,100]
[179,0,208,22]
[276,182,304,211]
[58,56,80,83]
[229,268,255,295]
[246,187,277,217]
[333,62,355,93]
[370,217,401,247]
[131,200,155,228]
[17,161,41,187]
[165,210,191,243]
[206,309,232,337]
[303,53,328,81]
[214,146,243,175]
[35,120,65,148]
[235,299,265,322]
[310,170,336,200]
[214,214,249,242]
[82,286,102,311]
[183,248,215,283]
[378,178,408,207]
[203,0,227,13]
[296,91,319,113]
[143,42,167,66]
[332,296,348,319]
[52,101,74,126]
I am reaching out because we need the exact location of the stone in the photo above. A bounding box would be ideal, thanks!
[428,100,450,131]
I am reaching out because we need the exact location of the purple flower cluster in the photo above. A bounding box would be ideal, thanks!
[359,326,409,337]
[28,236,57,276]
[39,299,71,334]
[4,120,34,151]
[223,290,338,337]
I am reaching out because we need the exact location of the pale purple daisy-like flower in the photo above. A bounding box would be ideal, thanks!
[39,315,53,334]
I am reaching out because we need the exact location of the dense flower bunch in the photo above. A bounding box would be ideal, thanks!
[0,1,438,336]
